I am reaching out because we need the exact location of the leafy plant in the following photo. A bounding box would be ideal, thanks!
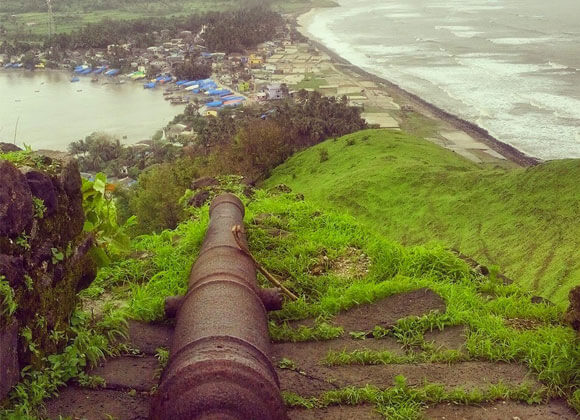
[32,197,46,219]
[51,248,65,265]
[278,358,297,370]
[15,234,31,250]
[0,276,18,317]
[82,173,135,265]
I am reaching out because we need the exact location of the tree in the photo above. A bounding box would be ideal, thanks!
[173,59,211,80]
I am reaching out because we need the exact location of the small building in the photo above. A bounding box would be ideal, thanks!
[249,54,264,68]
[206,109,218,117]
[238,81,250,93]
[264,84,285,100]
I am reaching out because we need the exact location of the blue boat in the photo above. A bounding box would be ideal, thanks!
[93,67,106,74]
[104,69,120,76]
[144,82,156,89]
[80,68,92,75]
[71,77,80,82]
[3,63,14,68]
[176,80,190,86]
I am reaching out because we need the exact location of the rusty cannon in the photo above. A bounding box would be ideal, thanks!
[151,193,288,420]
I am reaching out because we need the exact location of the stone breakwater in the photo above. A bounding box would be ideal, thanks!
[0,147,96,400]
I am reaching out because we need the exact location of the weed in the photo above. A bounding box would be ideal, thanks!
[278,358,298,370]
[0,276,18,317]
[32,197,46,219]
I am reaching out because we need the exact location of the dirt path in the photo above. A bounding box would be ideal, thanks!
[42,290,577,419]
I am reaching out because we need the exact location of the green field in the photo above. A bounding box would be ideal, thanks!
[0,1,238,39]
[0,0,329,40]
[264,129,580,304]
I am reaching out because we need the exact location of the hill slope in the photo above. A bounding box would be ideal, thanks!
[17,182,580,418]
[264,129,580,304]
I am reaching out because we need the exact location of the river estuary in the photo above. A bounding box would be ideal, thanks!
[0,70,185,151]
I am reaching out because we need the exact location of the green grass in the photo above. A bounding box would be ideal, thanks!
[4,179,580,417]
[293,73,328,91]
[283,380,546,419]
[264,129,580,304]
[1,0,243,39]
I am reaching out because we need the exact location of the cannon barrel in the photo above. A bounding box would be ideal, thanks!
[151,194,287,420]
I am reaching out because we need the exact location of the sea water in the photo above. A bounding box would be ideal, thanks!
[300,0,580,160]
[0,71,185,151]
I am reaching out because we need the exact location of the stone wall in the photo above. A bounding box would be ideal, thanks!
[0,152,96,401]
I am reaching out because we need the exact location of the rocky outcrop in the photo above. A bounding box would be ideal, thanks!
[0,155,96,401]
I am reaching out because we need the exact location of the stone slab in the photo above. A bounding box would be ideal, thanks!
[89,356,159,392]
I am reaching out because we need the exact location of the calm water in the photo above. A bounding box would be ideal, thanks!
[300,0,580,160]
[0,71,184,151]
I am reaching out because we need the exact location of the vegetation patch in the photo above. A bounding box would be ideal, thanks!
[264,129,580,304]
[282,378,547,419]
[3,179,580,417]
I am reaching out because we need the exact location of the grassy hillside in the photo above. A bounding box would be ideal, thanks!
[3,177,580,417]
[264,129,580,304]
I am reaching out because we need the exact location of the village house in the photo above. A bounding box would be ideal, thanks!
[249,54,264,69]
[264,83,286,100]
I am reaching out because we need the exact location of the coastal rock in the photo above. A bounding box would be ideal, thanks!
[0,160,34,238]
[0,254,25,286]
[25,170,59,216]
[0,153,96,401]
[0,321,20,400]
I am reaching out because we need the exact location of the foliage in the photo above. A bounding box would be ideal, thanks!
[127,160,198,234]
[68,133,123,173]
[265,129,580,304]
[283,380,546,418]
[208,120,294,182]
[1,311,121,418]
[0,276,18,318]
[174,58,212,81]
[82,173,134,263]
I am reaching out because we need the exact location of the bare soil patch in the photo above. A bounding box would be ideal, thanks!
[424,399,577,419]
[41,387,149,420]
[289,405,383,419]
[272,336,404,368]
[424,325,467,351]
[278,361,539,397]
[89,355,159,392]
[332,288,445,332]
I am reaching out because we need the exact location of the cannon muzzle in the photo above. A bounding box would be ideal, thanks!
[151,193,287,420]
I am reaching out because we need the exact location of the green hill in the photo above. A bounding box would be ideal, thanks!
[264,129,580,304]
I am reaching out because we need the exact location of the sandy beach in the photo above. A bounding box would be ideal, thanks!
[293,8,541,167]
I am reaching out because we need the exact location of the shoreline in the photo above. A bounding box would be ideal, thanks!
[293,8,541,167]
